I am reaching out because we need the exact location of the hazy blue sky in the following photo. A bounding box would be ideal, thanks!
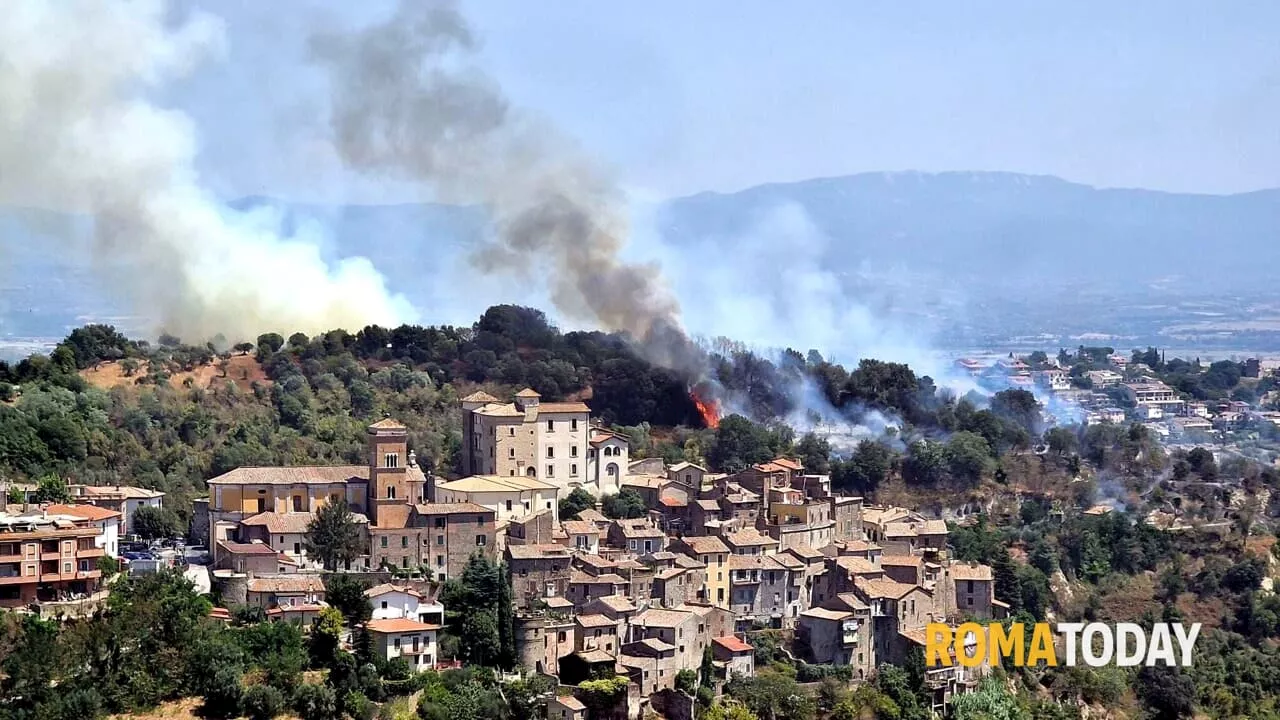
[177,0,1280,202]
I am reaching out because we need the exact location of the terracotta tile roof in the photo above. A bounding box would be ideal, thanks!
[553,695,586,711]
[367,417,407,431]
[786,544,824,560]
[659,497,686,508]
[770,457,804,471]
[75,484,164,499]
[507,544,573,560]
[653,568,685,581]
[667,462,705,473]
[950,562,994,581]
[474,403,525,418]
[439,475,558,493]
[208,466,370,486]
[724,528,776,548]
[676,536,729,555]
[881,554,924,568]
[728,554,787,571]
[538,402,591,414]
[561,520,598,536]
[614,520,663,539]
[247,575,325,594]
[571,571,627,585]
[413,502,493,515]
[854,577,918,600]
[241,512,317,534]
[365,583,423,599]
[800,607,852,621]
[366,618,440,633]
[832,592,869,611]
[267,603,327,615]
[753,462,791,473]
[209,607,233,621]
[697,499,721,512]
[589,430,626,444]
[461,391,499,403]
[574,553,617,569]
[44,503,121,521]
[673,554,705,569]
[834,557,880,576]
[515,388,541,398]
[631,638,676,653]
[576,509,607,523]
[633,607,695,628]
[589,595,638,613]
[219,541,277,555]
[576,614,617,628]
[713,635,753,653]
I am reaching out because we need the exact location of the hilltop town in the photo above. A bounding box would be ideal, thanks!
[2,317,1280,720]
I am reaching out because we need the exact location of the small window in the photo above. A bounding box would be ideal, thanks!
[385,453,398,468]
[401,536,408,548]
[436,555,445,567]
[401,556,409,568]
[387,486,396,499]
[571,446,578,457]
[506,500,513,511]
[571,419,579,430]
[546,464,554,477]
[547,420,554,431]
[381,601,388,609]
[380,536,388,548]
[476,516,485,524]
[547,447,555,459]
[436,535,444,545]
[508,448,515,458]
[509,427,515,436]
[571,464,578,476]
[476,535,487,547]
[434,518,445,529]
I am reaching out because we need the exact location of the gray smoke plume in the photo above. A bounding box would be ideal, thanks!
[0,1,416,341]
[310,0,695,367]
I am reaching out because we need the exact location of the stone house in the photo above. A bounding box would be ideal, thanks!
[507,543,574,609]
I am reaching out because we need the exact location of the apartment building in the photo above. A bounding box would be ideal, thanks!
[0,509,106,608]
[68,484,163,536]
[367,618,440,669]
[460,389,606,494]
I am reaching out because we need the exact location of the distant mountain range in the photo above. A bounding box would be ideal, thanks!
[3,171,1280,352]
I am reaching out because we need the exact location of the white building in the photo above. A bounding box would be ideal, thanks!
[587,429,629,496]
[366,583,444,624]
[46,503,121,557]
[433,475,559,524]
[460,389,629,498]
[69,485,164,537]
[1033,370,1071,392]
[1086,370,1123,388]
[366,618,440,669]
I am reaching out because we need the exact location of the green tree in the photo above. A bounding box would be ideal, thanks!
[33,474,71,503]
[725,668,816,720]
[132,504,183,539]
[458,609,501,667]
[256,332,285,355]
[1135,666,1195,720]
[601,488,647,519]
[676,668,699,695]
[305,500,363,571]
[324,574,373,626]
[794,433,831,474]
[309,606,346,668]
[950,677,1027,720]
[293,683,340,720]
[944,431,994,485]
[200,666,244,719]
[242,684,286,720]
[558,487,595,520]
[832,439,895,494]
[707,415,776,473]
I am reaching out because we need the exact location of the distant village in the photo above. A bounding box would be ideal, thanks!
[3,355,1277,719]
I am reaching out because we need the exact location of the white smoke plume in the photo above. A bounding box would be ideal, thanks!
[0,1,415,341]
[309,0,695,369]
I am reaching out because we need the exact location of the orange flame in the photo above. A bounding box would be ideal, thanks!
[691,388,721,429]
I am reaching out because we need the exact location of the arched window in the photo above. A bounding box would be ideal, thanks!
[606,463,619,477]
[386,486,396,499]
[526,466,537,477]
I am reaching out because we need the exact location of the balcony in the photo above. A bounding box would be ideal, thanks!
[0,573,28,585]
[76,546,105,559]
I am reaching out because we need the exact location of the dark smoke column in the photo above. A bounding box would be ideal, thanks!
[312,0,703,374]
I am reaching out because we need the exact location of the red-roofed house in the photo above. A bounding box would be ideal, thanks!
[366,618,440,669]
